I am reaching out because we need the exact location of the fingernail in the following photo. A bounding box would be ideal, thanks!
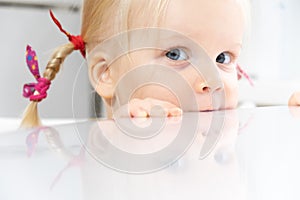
[136,110,148,117]
[170,108,183,116]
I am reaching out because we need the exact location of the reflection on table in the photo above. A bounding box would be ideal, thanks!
[0,106,300,200]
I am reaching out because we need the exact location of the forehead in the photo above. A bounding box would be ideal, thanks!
[161,0,245,45]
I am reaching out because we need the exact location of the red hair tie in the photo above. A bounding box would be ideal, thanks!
[49,10,86,58]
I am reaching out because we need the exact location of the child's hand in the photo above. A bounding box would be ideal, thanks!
[288,92,300,106]
[129,98,183,117]
[115,98,183,118]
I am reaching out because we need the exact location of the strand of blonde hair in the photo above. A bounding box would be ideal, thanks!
[20,43,74,128]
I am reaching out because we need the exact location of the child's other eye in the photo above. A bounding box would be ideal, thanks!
[165,48,188,61]
[216,52,231,64]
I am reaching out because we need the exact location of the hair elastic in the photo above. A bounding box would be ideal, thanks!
[49,10,86,58]
[23,11,86,102]
[237,64,254,86]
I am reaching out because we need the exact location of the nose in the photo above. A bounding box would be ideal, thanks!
[193,77,211,94]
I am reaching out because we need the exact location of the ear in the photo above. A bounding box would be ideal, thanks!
[89,57,114,99]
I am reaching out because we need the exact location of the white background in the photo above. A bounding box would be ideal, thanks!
[239,0,300,106]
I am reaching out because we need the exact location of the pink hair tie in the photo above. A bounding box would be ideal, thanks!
[23,45,51,102]
[237,64,254,86]
[49,10,86,58]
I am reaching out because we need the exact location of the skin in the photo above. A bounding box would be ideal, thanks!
[289,92,300,106]
[90,0,246,118]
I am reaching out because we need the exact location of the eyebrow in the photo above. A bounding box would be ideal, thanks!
[228,43,243,53]
[157,34,201,49]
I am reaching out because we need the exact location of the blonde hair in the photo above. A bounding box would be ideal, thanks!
[20,0,170,128]
[21,44,74,128]
[81,0,170,51]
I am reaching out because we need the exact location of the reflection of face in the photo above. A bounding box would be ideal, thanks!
[96,0,245,111]
[82,110,244,200]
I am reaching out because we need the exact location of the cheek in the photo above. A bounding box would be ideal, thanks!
[132,85,179,105]
[108,55,137,84]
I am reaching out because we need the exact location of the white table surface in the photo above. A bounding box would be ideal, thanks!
[1,106,300,200]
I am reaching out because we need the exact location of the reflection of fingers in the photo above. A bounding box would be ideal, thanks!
[289,106,300,118]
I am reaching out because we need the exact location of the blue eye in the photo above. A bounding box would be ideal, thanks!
[216,52,231,64]
[165,48,188,61]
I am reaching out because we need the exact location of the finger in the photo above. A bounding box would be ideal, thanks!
[168,107,183,117]
[147,98,182,117]
[149,105,168,117]
[288,92,300,106]
[128,98,150,117]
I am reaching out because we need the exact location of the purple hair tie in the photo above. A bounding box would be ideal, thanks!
[23,45,51,102]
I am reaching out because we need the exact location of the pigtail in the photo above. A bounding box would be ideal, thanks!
[21,10,86,128]
[43,43,74,81]
[21,43,75,128]
[21,102,41,128]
